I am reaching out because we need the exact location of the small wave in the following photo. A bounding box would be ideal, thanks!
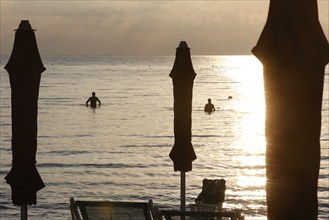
[193,134,225,138]
[243,165,266,170]
[40,162,149,169]
[321,156,329,160]
[318,186,329,192]
[119,144,171,148]
[38,134,92,139]
[141,135,173,139]
[46,150,90,156]
[318,202,329,209]
[0,123,12,127]
[199,81,240,84]
[0,170,11,175]
[0,204,17,210]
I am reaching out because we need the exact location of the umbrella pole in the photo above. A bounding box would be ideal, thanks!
[180,171,186,211]
[21,204,27,220]
[180,171,186,220]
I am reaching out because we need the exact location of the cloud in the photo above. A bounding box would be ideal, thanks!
[1,1,328,55]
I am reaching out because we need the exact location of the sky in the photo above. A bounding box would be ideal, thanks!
[1,1,328,56]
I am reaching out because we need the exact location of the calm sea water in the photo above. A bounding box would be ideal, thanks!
[0,55,328,220]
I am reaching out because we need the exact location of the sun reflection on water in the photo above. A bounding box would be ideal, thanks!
[218,56,265,149]
[214,56,266,211]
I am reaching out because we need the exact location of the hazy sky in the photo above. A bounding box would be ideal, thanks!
[1,1,328,55]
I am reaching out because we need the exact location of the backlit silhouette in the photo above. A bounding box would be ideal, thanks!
[204,98,215,113]
[252,0,329,218]
[169,41,197,212]
[86,92,101,108]
[4,20,46,219]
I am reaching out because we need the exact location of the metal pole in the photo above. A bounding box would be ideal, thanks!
[21,204,27,220]
[180,171,186,220]
[180,171,186,211]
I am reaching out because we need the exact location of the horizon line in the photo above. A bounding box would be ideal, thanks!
[0,53,254,57]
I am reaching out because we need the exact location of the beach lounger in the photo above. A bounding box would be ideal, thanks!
[161,210,244,220]
[70,197,154,220]
[162,179,243,219]
[195,179,226,206]
[188,179,226,213]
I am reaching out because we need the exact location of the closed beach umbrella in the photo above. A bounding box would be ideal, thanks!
[252,0,329,219]
[4,20,46,219]
[169,41,197,212]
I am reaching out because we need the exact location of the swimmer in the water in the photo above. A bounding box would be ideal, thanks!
[204,98,216,113]
[86,92,101,108]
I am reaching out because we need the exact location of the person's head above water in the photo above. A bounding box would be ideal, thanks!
[92,92,96,96]
[208,98,212,103]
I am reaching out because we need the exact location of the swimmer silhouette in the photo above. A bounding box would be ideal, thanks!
[204,98,215,113]
[86,92,101,108]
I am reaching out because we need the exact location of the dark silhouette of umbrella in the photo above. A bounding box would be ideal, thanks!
[169,41,197,212]
[4,20,46,219]
[252,0,329,219]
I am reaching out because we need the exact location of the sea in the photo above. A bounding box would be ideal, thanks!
[0,55,328,220]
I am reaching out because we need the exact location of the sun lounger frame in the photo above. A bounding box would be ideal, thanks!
[162,210,244,220]
[70,197,153,220]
